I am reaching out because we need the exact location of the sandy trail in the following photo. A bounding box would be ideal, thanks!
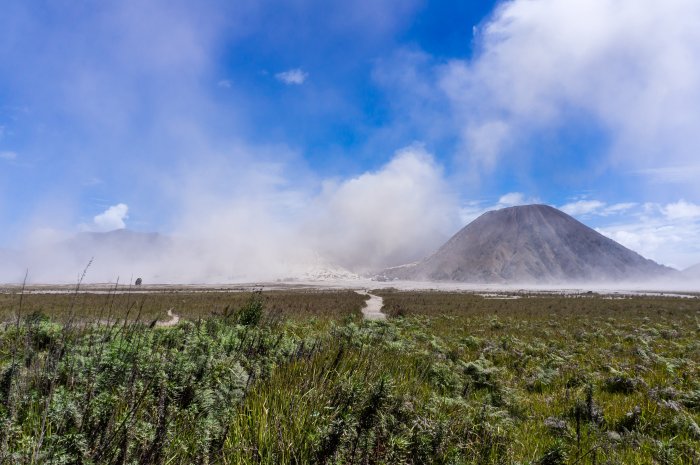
[156,308,180,327]
[355,290,386,320]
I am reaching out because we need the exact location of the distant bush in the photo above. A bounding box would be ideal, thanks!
[537,441,567,465]
[682,390,700,412]
[604,374,639,394]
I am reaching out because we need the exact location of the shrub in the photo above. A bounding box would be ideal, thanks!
[237,291,264,326]
[615,405,642,432]
[463,358,499,390]
[526,367,558,393]
[681,390,700,412]
[537,441,567,465]
[604,374,639,394]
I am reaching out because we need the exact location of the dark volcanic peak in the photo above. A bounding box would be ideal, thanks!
[380,204,673,284]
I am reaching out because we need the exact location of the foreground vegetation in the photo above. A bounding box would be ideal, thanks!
[1,288,699,464]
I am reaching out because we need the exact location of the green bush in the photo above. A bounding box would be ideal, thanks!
[237,290,264,326]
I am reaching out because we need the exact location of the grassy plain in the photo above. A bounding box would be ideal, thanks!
[0,288,699,464]
[0,288,366,323]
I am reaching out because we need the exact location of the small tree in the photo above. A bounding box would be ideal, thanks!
[135,278,143,286]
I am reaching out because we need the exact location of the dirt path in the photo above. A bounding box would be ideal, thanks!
[355,290,386,320]
[156,308,180,327]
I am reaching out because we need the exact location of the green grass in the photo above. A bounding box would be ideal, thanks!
[0,288,367,323]
[1,289,699,464]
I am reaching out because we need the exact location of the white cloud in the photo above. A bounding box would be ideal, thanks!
[275,68,308,85]
[603,202,637,215]
[92,203,129,231]
[597,217,700,270]
[0,151,17,160]
[560,200,605,216]
[662,200,700,219]
[498,192,526,206]
[308,145,459,271]
[439,0,700,188]
[593,199,700,268]
[217,79,232,88]
[557,200,638,217]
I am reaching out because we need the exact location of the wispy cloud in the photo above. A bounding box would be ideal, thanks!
[635,166,700,184]
[596,212,700,270]
[603,203,637,215]
[550,199,700,268]
[560,200,606,216]
[497,192,540,207]
[0,150,17,160]
[275,68,308,85]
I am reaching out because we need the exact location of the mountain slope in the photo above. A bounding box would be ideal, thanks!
[379,204,673,284]
[682,263,700,279]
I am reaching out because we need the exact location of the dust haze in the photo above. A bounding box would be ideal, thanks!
[0,146,461,285]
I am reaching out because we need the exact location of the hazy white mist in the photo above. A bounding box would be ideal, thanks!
[1,146,460,284]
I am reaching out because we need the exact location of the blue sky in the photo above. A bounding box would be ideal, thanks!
[2,0,700,276]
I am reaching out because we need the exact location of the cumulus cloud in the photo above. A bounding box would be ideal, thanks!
[439,0,700,187]
[92,203,129,231]
[275,68,308,85]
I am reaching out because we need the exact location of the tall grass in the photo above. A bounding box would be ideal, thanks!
[0,289,698,463]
